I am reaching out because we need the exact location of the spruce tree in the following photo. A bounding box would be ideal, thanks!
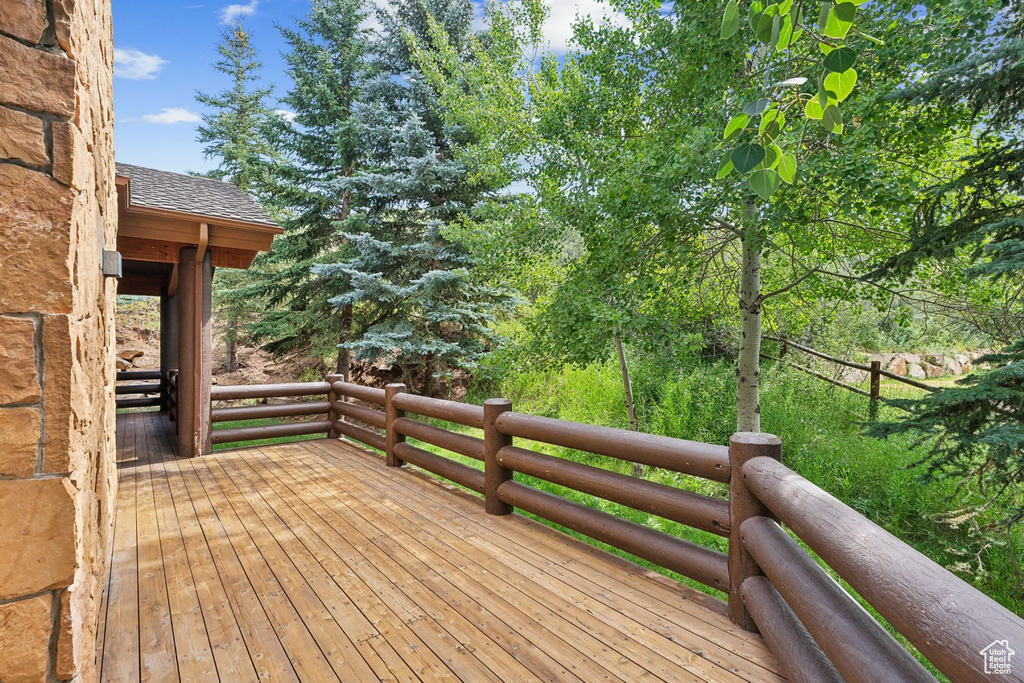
[870,5,1024,529]
[194,20,279,372]
[313,0,513,393]
[245,0,368,374]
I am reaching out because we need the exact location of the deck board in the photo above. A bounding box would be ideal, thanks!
[100,411,784,682]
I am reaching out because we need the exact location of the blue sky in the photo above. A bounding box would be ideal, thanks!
[112,0,622,174]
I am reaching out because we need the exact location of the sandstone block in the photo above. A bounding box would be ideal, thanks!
[43,315,73,473]
[57,589,74,680]
[0,316,39,404]
[0,106,46,166]
[887,356,907,377]
[0,593,52,683]
[922,361,944,378]
[0,0,47,45]
[0,406,40,476]
[0,34,75,116]
[0,477,77,600]
[0,164,74,313]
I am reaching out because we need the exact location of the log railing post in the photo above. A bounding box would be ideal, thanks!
[327,373,343,439]
[385,383,407,467]
[728,432,782,631]
[869,360,881,420]
[484,398,514,515]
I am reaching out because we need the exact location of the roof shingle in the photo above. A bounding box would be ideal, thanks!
[116,162,277,228]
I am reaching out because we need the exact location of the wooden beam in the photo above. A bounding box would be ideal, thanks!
[167,263,178,297]
[210,247,258,269]
[196,223,208,264]
[117,236,181,264]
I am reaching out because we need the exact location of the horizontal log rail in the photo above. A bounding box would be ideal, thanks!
[210,381,334,447]
[116,396,161,409]
[116,370,161,381]
[211,401,331,423]
[494,412,730,483]
[394,441,486,494]
[211,420,332,446]
[496,480,730,590]
[332,401,386,430]
[496,444,729,536]
[116,382,161,395]
[392,417,485,460]
[211,382,331,401]
[331,380,385,406]
[740,455,1024,681]
[391,392,483,428]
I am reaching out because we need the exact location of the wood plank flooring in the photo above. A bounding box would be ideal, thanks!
[99,411,784,682]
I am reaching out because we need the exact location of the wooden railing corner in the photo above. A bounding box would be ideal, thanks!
[727,431,782,632]
[384,383,407,467]
[483,398,514,516]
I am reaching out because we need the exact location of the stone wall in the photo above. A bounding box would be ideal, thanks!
[0,1,117,681]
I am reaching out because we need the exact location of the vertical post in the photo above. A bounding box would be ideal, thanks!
[385,383,407,467]
[484,398,514,515]
[326,373,343,439]
[728,432,782,631]
[869,360,881,420]
[176,246,212,457]
[779,340,788,358]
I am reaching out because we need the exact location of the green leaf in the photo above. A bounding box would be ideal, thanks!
[723,113,750,139]
[755,9,776,44]
[822,104,843,133]
[717,158,734,179]
[824,68,857,101]
[759,109,785,136]
[731,142,766,173]
[750,168,781,199]
[824,2,855,38]
[818,2,832,30]
[742,98,772,116]
[778,153,797,183]
[804,98,824,119]
[721,0,740,39]
[770,13,782,46]
[775,15,793,50]
[823,46,857,72]
[761,143,782,169]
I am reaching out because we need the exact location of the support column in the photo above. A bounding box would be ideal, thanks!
[159,292,179,411]
[176,247,212,457]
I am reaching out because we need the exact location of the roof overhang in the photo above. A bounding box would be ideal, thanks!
[115,174,283,296]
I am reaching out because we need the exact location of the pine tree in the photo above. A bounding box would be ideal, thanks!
[245,0,368,374]
[313,0,514,393]
[870,4,1024,529]
[194,20,279,372]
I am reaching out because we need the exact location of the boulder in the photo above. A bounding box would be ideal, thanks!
[115,359,130,371]
[118,349,143,361]
[887,356,908,377]
[922,362,944,378]
[907,363,927,380]
[944,357,963,375]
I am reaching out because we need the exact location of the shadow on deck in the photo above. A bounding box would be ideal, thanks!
[98,411,782,682]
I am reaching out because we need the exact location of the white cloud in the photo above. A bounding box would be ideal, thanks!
[141,108,202,125]
[275,109,297,122]
[113,48,168,80]
[220,0,257,25]
[541,0,629,53]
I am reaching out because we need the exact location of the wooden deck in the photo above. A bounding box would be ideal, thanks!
[98,411,783,682]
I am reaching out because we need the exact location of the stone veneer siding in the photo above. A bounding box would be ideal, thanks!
[0,1,117,681]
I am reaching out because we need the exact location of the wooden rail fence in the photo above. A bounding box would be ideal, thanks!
[195,375,1024,681]
[762,335,938,417]
[115,370,162,409]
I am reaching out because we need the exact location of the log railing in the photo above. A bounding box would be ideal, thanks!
[204,375,1024,679]
[209,381,333,446]
[115,370,162,409]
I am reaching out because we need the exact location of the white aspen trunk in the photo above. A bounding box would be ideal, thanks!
[614,328,643,478]
[736,205,763,433]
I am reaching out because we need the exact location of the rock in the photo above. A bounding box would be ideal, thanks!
[907,363,927,380]
[118,349,144,361]
[0,407,40,477]
[0,106,46,167]
[116,359,130,371]
[955,354,970,366]
[56,590,74,680]
[887,356,907,377]
[0,478,77,600]
[870,354,894,368]
[925,354,944,366]
[944,357,963,375]
[264,397,291,406]
[0,164,75,313]
[0,316,40,405]
[0,0,48,45]
[0,593,52,683]
[0,34,75,116]
[922,362,944,378]
[841,368,868,384]
[42,315,73,473]
[903,353,923,365]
